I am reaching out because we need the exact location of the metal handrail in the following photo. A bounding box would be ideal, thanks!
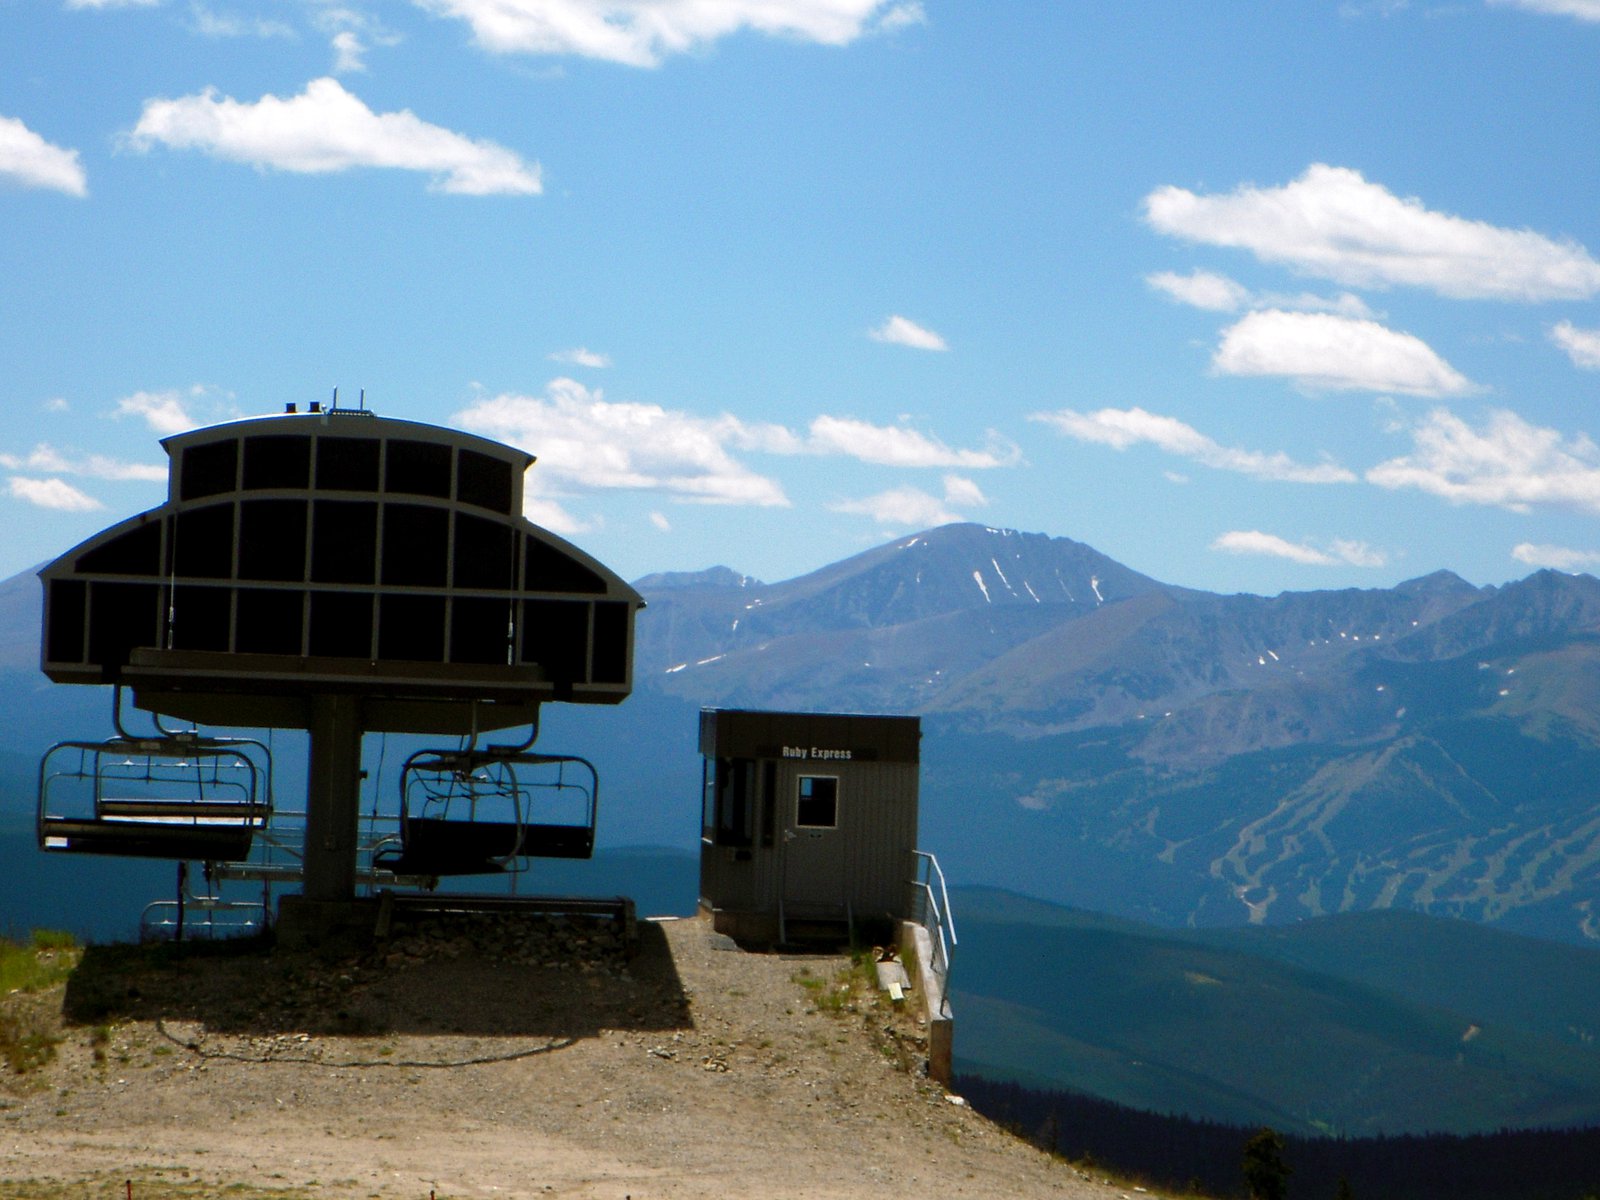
[140,896,269,942]
[916,849,957,948]
[909,849,957,1004]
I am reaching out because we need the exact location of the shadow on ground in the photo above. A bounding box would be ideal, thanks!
[62,915,689,1041]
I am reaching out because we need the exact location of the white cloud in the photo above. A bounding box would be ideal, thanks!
[869,314,948,351]
[455,378,791,506]
[64,0,158,8]
[114,389,203,435]
[1339,0,1410,15]
[806,415,1012,468]
[1512,542,1600,570]
[940,473,987,509]
[649,511,671,531]
[415,0,917,67]
[549,347,612,368]
[312,7,403,73]
[1032,405,1356,484]
[1492,0,1600,20]
[877,2,926,30]
[1144,164,1600,302]
[1329,538,1389,568]
[1213,309,1473,396]
[1212,530,1384,568]
[523,495,592,534]
[7,477,103,512]
[1213,531,1335,565]
[1271,291,1375,319]
[331,30,367,71]
[830,486,959,526]
[829,475,986,527]
[0,444,165,482]
[1551,321,1600,370]
[452,381,1012,529]
[1147,270,1253,313]
[1369,407,1600,512]
[127,76,541,195]
[1147,269,1374,318]
[0,114,87,197]
[188,5,295,38]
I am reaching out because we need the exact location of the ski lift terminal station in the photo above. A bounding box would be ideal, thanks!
[32,398,954,1076]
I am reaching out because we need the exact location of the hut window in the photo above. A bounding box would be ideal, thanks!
[713,757,754,847]
[796,776,838,829]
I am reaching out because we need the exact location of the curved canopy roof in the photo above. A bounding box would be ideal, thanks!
[39,409,643,733]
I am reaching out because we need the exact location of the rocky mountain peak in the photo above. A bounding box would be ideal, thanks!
[631,565,761,592]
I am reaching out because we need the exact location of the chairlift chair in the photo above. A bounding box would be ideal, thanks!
[37,733,272,862]
[374,746,598,877]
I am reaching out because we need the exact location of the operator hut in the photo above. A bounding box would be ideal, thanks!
[698,708,920,943]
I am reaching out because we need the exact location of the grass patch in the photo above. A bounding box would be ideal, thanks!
[793,952,885,1016]
[0,932,84,1078]
[0,1016,60,1075]
[0,932,80,995]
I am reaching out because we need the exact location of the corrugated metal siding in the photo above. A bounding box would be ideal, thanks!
[774,760,917,920]
[699,709,921,928]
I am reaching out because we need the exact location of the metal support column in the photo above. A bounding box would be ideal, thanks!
[302,693,364,903]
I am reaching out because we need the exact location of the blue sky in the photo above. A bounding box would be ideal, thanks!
[4,1,1600,596]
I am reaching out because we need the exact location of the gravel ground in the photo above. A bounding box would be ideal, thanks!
[0,909,1145,1200]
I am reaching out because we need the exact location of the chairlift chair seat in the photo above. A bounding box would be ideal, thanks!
[36,727,273,864]
[380,747,599,876]
[39,816,257,861]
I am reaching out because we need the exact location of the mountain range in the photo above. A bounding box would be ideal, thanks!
[630,524,1600,944]
[6,522,1600,944]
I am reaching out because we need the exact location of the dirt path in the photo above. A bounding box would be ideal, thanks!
[0,911,1141,1199]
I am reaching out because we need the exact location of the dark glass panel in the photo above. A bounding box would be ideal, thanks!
[238,499,308,582]
[76,519,161,576]
[385,439,451,498]
[378,593,445,662]
[450,596,511,665]
[86,581,161,669]
[519,599,588,682]
[179,440,237,500]
[172,504,236,579]
[714,757,753,848]
[456,448,514,514]
[236,588,303,656]
[169,585,231,652]
[310,500,377,585]
[315,436,380,492]
[591,600,629,684]
[524,536,605,594]
[242,435,311,490]
[381,503,448,587]
[45,579,86,663]
[453,512,514,590]
[308,591,373,658]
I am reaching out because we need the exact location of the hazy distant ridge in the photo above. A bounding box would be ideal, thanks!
[625,523,1600,942]
[6,522,1600,942]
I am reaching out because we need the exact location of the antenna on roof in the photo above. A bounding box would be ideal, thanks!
[359,388,366,411]
[331,386,339,411]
